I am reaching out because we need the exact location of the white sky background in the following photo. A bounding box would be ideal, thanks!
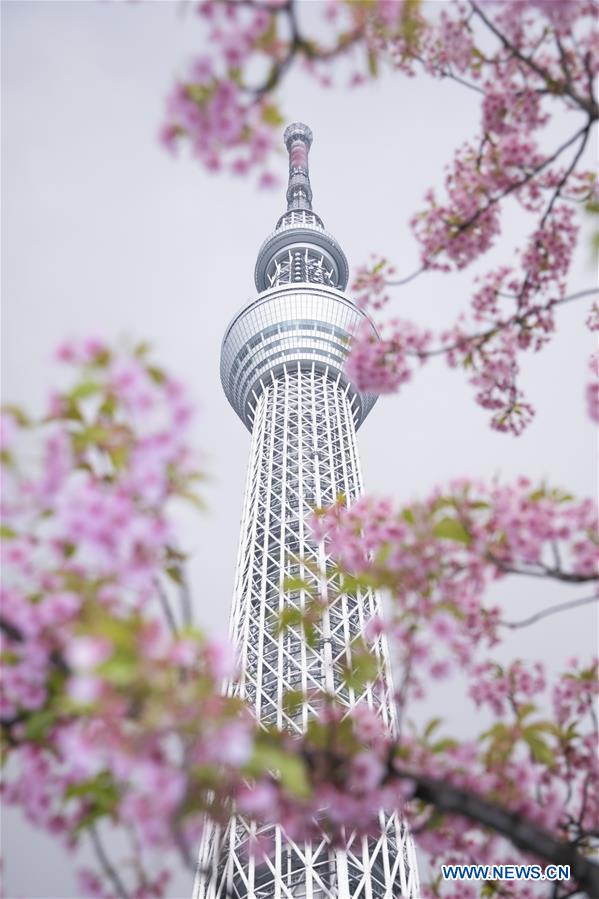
[1,2,597,897]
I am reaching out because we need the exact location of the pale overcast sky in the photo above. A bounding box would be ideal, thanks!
[2,2,596,897]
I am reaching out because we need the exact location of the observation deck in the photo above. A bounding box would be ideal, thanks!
[220,283,378,431]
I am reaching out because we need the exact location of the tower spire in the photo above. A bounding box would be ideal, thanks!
[254,123,350,291]
[284,122,313,211]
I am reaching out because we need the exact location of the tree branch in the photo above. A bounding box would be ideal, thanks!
[396,770,599,897]
[501,594,598,630]
[469,1,598,119]
[490,558,598,584]
[89,824,131,899]
[406,287,599,359]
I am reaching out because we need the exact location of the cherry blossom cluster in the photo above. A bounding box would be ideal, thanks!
[346,1,596,431]
[313,478,598,697]
[395,658,598,895]
[161,2,597,434]
[160,0,450,178]
[160,1,285,185]
[350,205,589,434]
[1,341,257,897]
[2,342,598,896]
[352,255,397,312]
[586,351,599,424]
[346,317,432,394]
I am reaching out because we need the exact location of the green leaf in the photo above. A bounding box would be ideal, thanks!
[134,342,152,358]
[97,653,136,687]
[0,525,17,539]
[343,649,379,691]
[146,365,166,385]
[283,575,312,593]
[1,404,30,427]
[261,104,284,127]
[186,83,213,105]
[431,737,459,753]
[516,703,537,722]
[367,49,379,77]
[255,16,278,53]
[24,709,57,742]
[166,564,183,585]
[282,689,305,715]
[72,425,109,452]
[108,445,129,471]
[179,490,206,511]
[246,745,310,799]
[276,606,305,635]
[432,517,471,544]
[423,717,442,740]
[65,771,119,807]
[69,381,102,401]
[523,730,555,766]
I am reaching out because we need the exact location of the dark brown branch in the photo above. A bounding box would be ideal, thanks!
[541,124,592,227]
[89,824,131,899]
[501,594,598,629]
[396,770,599,897]
[490,558,598,584]
[0,614,23,643]
[239,0,363,98]
[0,614,69,674]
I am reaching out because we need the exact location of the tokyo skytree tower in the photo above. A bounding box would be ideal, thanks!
[194,124,420,899]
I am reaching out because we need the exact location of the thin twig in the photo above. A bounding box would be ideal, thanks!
[501,594,598,629]
[179,566,194,627]
[490,558,598,584]
[89,824,130,899]
[540,124,592,227]
[155,577,179,636]
[405,287,598,359]
[385,265,427,287]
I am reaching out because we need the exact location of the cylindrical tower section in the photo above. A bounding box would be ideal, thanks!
[221,285,377,432]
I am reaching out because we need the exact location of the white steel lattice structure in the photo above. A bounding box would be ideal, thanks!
[194,124,420,899]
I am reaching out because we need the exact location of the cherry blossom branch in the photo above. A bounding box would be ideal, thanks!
[469,1,599,119]
[501,594,598,630]
[398,770,599,896]
[437,123,590,253]
[540,123,593,226]
[89,824,131,899]
[385,265,427,287]
[239,0,363,98]
[489,558,599,584]
[408,287,599,359]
